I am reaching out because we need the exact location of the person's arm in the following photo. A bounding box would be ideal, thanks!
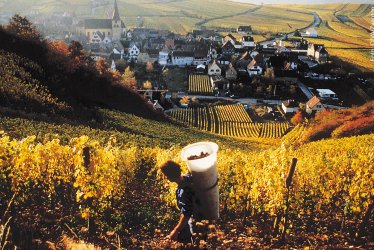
[168,213,190,241]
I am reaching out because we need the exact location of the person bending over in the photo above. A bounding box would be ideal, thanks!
[161,160,194,244]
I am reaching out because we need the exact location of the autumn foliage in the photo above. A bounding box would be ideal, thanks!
[0,19,159,120]
[290,111,304,125]
[302,101,374,142]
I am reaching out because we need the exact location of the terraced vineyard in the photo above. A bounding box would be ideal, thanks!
[167,104,290,139]
[294,3,372,71]
[188,74,213,95]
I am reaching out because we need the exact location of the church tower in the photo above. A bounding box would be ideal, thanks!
[112,0,125,41]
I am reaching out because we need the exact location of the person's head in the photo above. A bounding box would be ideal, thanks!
[160,160,182,182]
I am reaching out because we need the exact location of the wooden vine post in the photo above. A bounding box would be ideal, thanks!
[274,158,297,244]
[83,147,96,235]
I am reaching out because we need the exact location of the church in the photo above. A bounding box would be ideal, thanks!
[79,0,126,43]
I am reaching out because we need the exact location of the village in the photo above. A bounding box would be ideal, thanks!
[6,0,371,124]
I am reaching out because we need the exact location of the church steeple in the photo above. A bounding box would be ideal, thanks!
[112,0,120,22]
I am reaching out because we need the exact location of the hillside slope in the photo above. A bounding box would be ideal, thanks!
[0,18,373,250]
[0,26,160,121]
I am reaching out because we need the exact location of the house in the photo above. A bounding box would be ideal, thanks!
[274,70,298,84]
[267,55,290,70]
[110,48,125,60]
[193,45,210,66]
[137,52,151,64]
[306,96,325,114]
[90,31,104,43]
[209,47,218,59]
[222,41,236,55]
[138,48,159,64]
[282,100,299,114]
[196,64,206,74]
[192,29,215,39]
[128,43,140,58]
[314,46,328,63]
[208,60,222,76]
[234,41,243,50]
[307,43,328,63]
[225,64,237,80]
[159,49,170,66]
[236,51,252,73]
[241,36,255,48]
[247,54,264,77]
[301,28,318,38]
[216,55,231,66]
[210,75,229,90]
[102,36,112,44]
[316,89,338,100]
[222,34,237,46]
[164,39,175,50]
[171,51,194,66]
[237,26,253,35]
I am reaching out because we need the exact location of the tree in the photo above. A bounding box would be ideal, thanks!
[264,68,275,80]
[111,70,122,83]
[115,59,128,72]
[291,111,304,125]
[6,14,41,40]
[122,66,137,90]
[143,80,152,89]
[68,41,84,62]
[180,96,190,105]
[96,58,108,75]
[49,40,69,56]
[146,61,154,73]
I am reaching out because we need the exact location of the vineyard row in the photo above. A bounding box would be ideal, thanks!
[167,105,290,139]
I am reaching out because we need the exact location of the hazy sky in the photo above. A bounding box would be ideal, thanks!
[229,0,372,3]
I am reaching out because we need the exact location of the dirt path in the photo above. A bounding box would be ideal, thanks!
[195,5,262,28]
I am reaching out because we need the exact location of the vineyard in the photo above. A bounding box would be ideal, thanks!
[0,128,373,248]
[167,104,290,139]
[188,74,213,95]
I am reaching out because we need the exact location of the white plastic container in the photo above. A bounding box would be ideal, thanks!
[181,142,219,220]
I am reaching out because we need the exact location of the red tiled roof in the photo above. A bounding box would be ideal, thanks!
[307,96,321,109]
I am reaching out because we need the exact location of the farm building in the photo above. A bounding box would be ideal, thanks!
[171,51,194,67]
[316,89,338,100]
[241,36,256,48]
[208,60,222,76]
[306,96,325,114]
[307,43,328,63]
[282,100,299,114]
[225,64,238,80]
[237,26,253,35]
[302,28,318,38]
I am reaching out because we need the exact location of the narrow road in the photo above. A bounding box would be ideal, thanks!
[196,5,262,28]
[259,12,321,46]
